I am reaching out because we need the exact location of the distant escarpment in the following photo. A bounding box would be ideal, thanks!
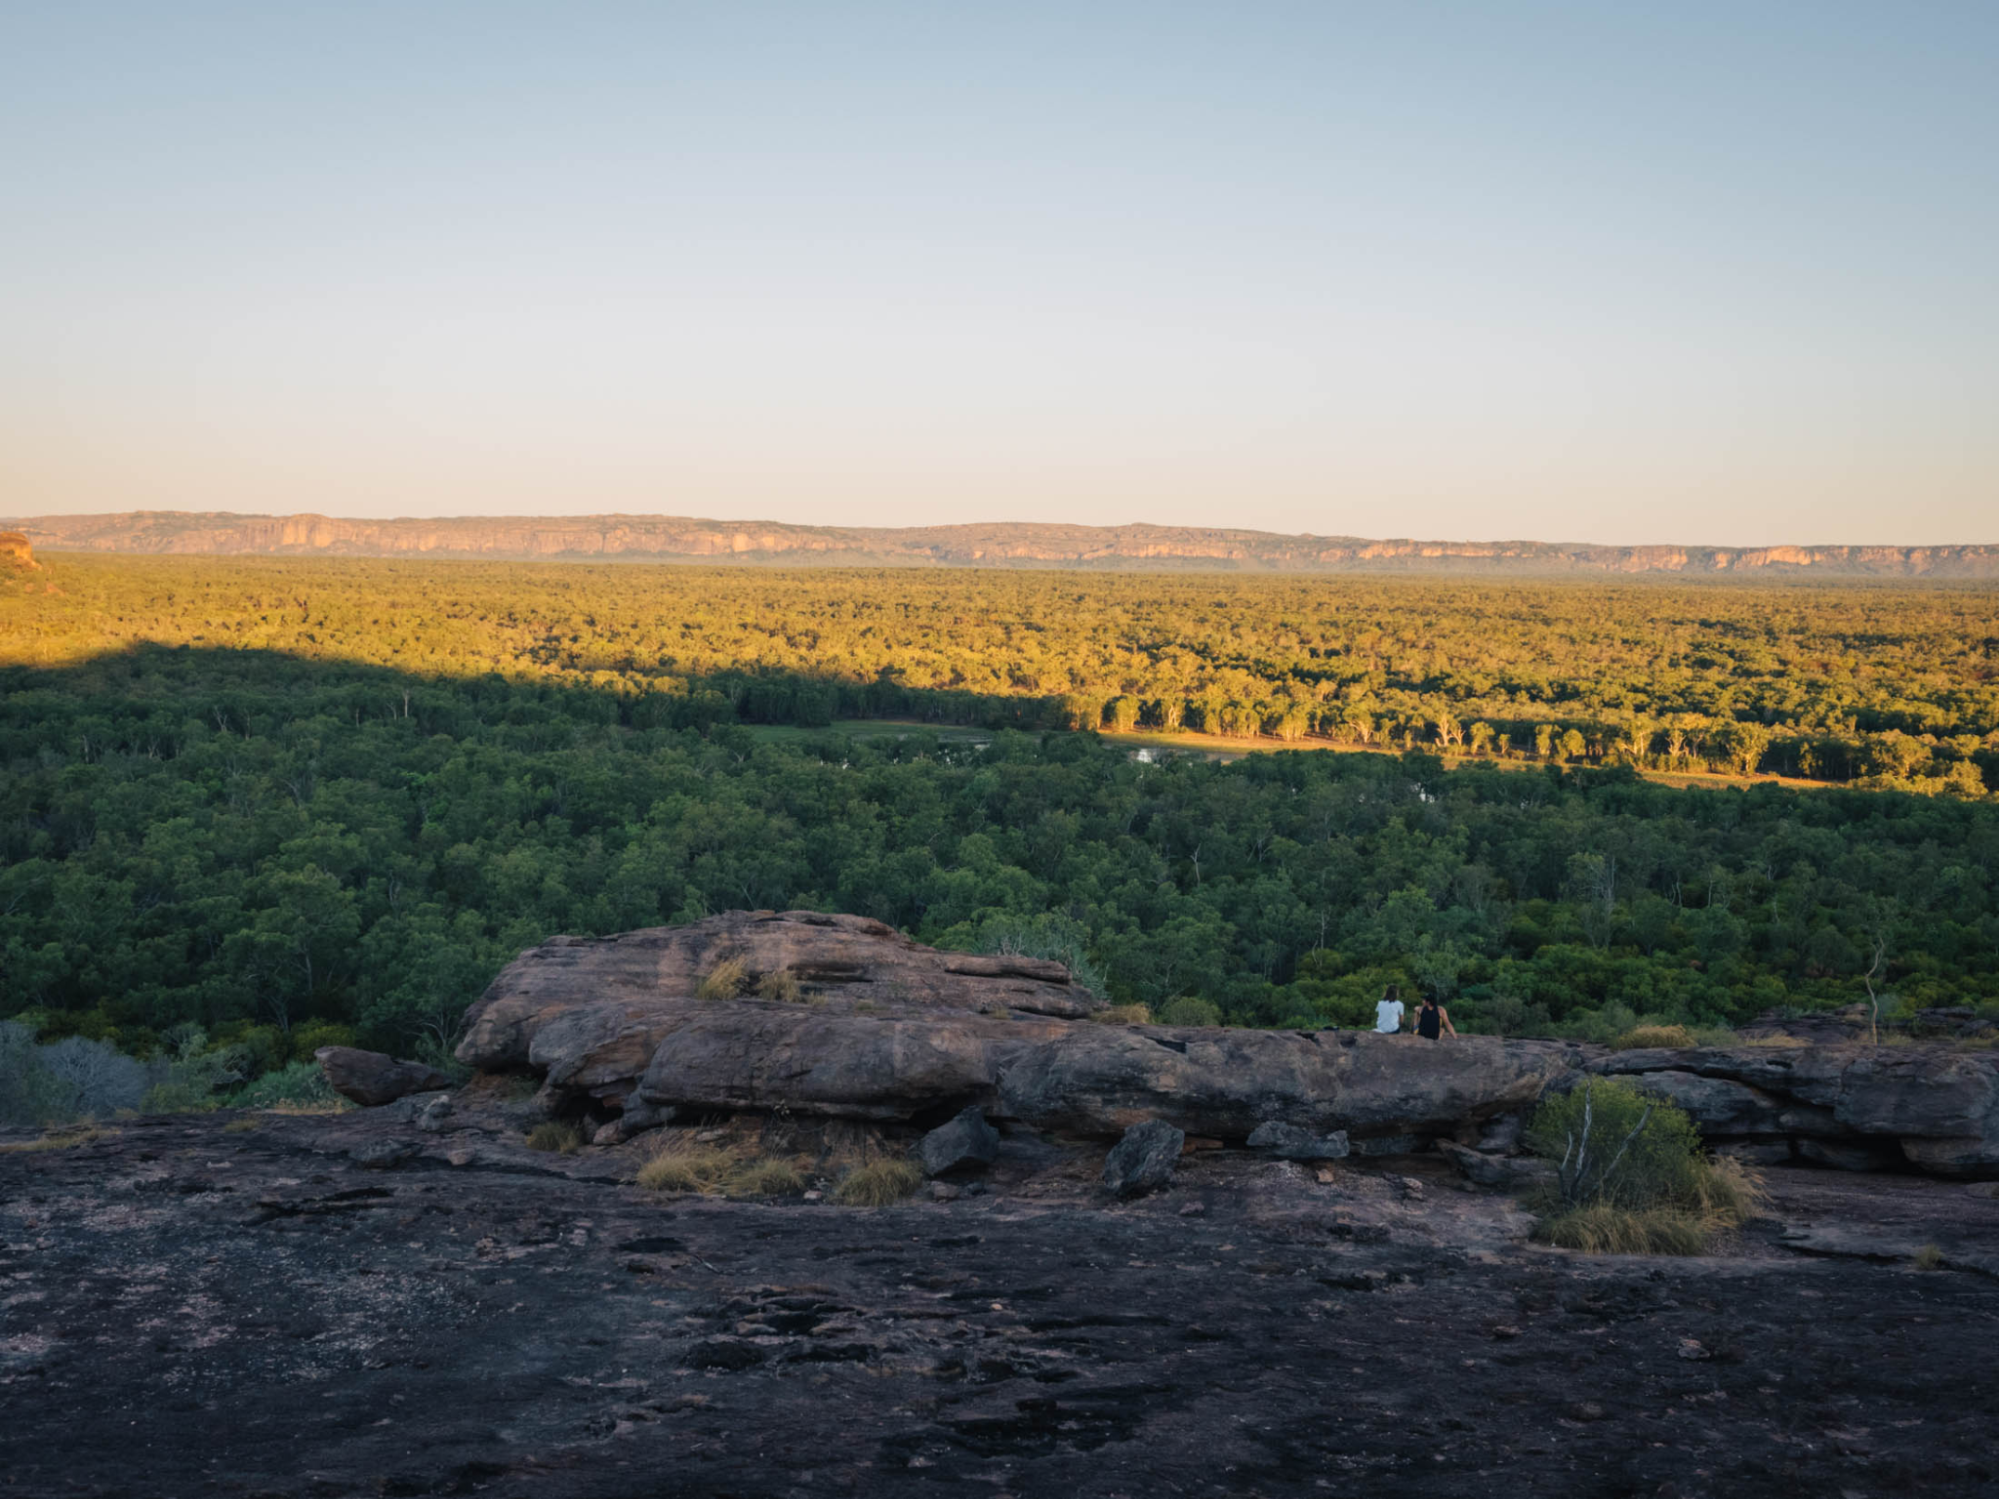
[12,510,1997,576]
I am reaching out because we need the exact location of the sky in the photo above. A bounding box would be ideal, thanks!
[3,1,1995,545]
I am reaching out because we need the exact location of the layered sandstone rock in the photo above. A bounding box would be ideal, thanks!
[1589,1046,1999,1178]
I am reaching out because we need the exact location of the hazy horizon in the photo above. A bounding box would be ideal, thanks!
[6,2,1996,546]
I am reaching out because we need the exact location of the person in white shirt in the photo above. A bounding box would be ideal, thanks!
[1374,985,1405,1034]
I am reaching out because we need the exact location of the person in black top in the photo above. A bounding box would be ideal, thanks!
[1415,996,1458,1039]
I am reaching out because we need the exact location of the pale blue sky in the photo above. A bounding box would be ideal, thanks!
[3,1,1994,543]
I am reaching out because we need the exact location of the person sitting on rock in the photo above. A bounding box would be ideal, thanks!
[1415,995,1458,1040]
[1374,985,1405,1034]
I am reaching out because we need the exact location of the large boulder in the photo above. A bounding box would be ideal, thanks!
[315,1047,451,1107]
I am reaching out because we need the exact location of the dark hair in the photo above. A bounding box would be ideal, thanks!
[1382,984,1399,1001]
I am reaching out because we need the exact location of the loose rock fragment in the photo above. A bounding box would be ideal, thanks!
[316,1046,451,1107]
[1246,1120,1351,1161]
[919,1106,1001,1177]
[1103,1119,1184,1198]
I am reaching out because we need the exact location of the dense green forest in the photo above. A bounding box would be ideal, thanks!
[7,553,1996,793]
[2,635,1995,1076]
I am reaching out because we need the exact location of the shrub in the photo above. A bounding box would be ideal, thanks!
[290,1021,358,1063]
[140,1028,246,1114]
[525,1121,584,1153]
[1097,1003,1152,1025]
[1613,1024,1697,1050]
[833,1159,921,1206]
[1159,996,1223,1027]
[231,1060,341,1110]
[635,1142,739,1193]
[698,957,749,1001]
[1912,1243,1944,1271]
[728,1157,806,1198]
[755,968,802,1002]
[1523,1077,1763,1254]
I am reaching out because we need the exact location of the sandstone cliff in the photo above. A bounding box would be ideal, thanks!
[14,510,1997,576]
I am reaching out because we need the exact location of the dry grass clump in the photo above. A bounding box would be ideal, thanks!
[1097,1003,1152,1025]
[634,1137,744,1194]
[1912,1243,1945,1271]
[832,1158,921,1206]
[525,1120,585,1154]
[727,1157,807,1198]
[1613,1024,1697,1050]
[1537,1203,1711,1255]
[0,1124,112,1154]
[222,1117,260,1133]
[698,956,750,1001]
[1738,1032,1806,1047]
[755,968,803,1002]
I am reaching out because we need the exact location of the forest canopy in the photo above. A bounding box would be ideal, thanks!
[5,553,1996,794]
[2,554,1996,1066]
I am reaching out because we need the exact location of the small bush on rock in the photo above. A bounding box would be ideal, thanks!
[755,968,802,1002]
[1158,996,1223,1027]
[1613,1024,1697,1050]
[1097,1003,1152,1025]
[833,1159,921,1206]
[525,1121,584,1154]
[698,957,750,1001]
[1524,1077,1763,1254]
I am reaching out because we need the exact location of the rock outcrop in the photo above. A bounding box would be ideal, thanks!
[1591,1046,1999,1179]
[0,531,34,568]
[314,1046,451,1107]
[456,915,1999,1180]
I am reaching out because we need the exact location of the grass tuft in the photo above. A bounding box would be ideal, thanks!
[634,1141,742,1194]
[727,1157,807,1198]
[755,968,803,1002]
[1613,1024,1696,1050]
[833,1158,921,1206]
[222,1117,260,1133]
[1097,1003,1152,1025]
[697,957,750,1001]
[0,1125,112,1154]
[1912,1243,1945,1271]
[525,1120,584,1154]
[1537,1203,1711,1255]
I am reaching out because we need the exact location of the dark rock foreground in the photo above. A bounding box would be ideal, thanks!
[4,1099,1998,1497]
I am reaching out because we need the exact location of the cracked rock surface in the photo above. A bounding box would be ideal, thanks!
[4,1100,1998,1497]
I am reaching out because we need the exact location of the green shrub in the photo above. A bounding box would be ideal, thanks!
[140,1026,246,1114]
[1523,1077,1763,1254]
[1158,996,1223,1027]
[231,1060,341,1110]
[290,1021,359,1063]
[833,1159,921,1206]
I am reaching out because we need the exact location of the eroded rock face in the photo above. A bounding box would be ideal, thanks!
[314,1046,450,1107]
[1247,1121,1351,1162]
[1593,1047,1999,1179]
[458,910,1101,1110]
